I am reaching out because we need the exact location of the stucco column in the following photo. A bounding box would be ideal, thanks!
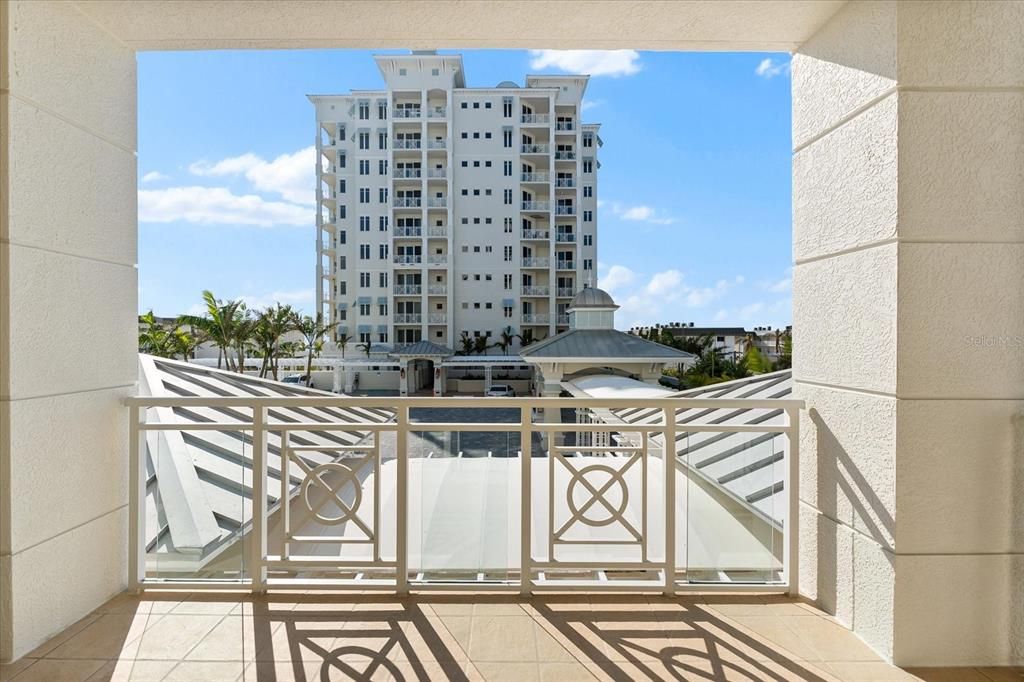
[333,365,343,393]
[0,1,137,661]
[793,0,1024,665]
[484,365,492,392]
[433,365,444,396]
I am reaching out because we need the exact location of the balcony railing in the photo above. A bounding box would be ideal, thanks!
[555,232,576,243]
[556,122,575,131]
[427,198,447,208]
[394,313,422,324]
[393,226,422,237]
[427,140,447,150]
[521,143,549,154]
[556,260,577,270]
[555,150,576,160]
[428,168,447,178]
[393,197,422,208]
[127,388,801,593]
[521,257,550,268]
[555,178,576,188]
[428,313,447,324]
[393,109,422,119]
[428,284,447,295]
[521,229,550,240]
[427,254,448,265]
[521,113,550,124]
[521,313,550,324]
[394,285,422,295]
[428,226,448,237]
[427,107,447,118]
[394,168,422,179]
[393,139,422,149]
[393,254,422,265]
[557,287,576,298]
[521,285,550,296]
[521,172,549,183]
[556,314,570,326]
[521,200,550,211]
[556,205,576,215]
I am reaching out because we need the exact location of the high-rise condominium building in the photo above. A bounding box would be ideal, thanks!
[310,51,600,352]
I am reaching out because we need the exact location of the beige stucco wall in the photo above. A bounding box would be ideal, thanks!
[794,0,1024,666]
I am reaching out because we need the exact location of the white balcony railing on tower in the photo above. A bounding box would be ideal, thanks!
[555,178,576,188]
[427,254,448,265]
[556,121,575,131]
[557,287,576,298]
[521,172,549,183]
[393,109,421,119]
[555,150,576,160]
[556,260,577,270]
[521,229,550,240]
[427,107,447,118]
[428,284,447,295]
[521,143,549,154]
[521,201,551,211]
[393,254,422,265]
[395,168,422,179]
[393,197,422,208]
[393,139,422,149]
[521,257,550,268]
[427,198,447,208]
[393,226,422,237]
[556,205,576,215]
[520,313,550,324]
[428,313,447,324]
[127,375,802,594]
[428,168,447,178]
[394,313,422,324]
[556,314,570,325]
[521,285,550,296]
[428,226,448,237]
[521,113,550,124]
[427,140,447,149]
[393,284,422,296]
[555,232,576,243]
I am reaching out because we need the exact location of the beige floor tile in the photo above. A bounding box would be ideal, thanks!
[170,598,243,616]
[240,660,322,682]
[23,615,100,658]
[785,616,881,662]
[539,662,598,681]
[724,615,824,661]
[162,661,244,682]
[976,668,1024,682]
[46,614,150,660]
[90,594,150,617]
[533,622,577,662]
[0,657,36,680]
[394,617,469,662]
[134,615,224,660]
[107,660,178,681]
[183,616,259,662]
[436,615,473,655]
[472,661,539,681]
[821,661,919,680]
[903,669,993,682]
[253,618,338,662]
[385,660,468,681]
[472,601,528,616]
[704,599,815,618]
[468,616,537,662]
[8,659,107,682]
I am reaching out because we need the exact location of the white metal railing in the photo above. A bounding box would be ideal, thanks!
[428,107,447,118]
[521,229,550,240]
[428,284,447,295]
[557,287,576,298]
[427,198,447,208]
[521,201,551,211]
[521,113,550,124]
[556,205,576,215]
[127,392,802,595]
[427,254,448,265]
[522,257,550,268]
[428,226,448,237]
[555,232,576,243]
[556,178,576,188]
[428,168,447,178]
[393,226,422,237]
[393,139,422,149]
[556,122,575,131]
[521,143,549,154]
[395,168,422,179]
[427,140,447,149]
[393,197,422,208]
[521,285,550,296]
[557,260,576,270]
[555,150,576,160]
[521,172,549,183]
[394,284,422,295]
[521,313,550,324]
[428,313,447,324]
[556,315,569,325]
[393,254,422,265]
[394,109,422,119]
[394,313,422,324]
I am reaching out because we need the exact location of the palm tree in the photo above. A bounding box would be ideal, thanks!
[252,304,294,379]
[337,332,351,359]
[357,341,373,358]
[457,331,474,356]
[516,328,536,349]
[472,336,490,355]
[179,290,246,371]
[497,326,515,355]
[169,325,203,362]
[292,312,336,382]
[138,311,175,357]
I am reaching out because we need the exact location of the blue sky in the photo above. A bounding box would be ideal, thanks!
[138,49,792,329]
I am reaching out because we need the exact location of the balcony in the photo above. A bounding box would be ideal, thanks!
[427,225,448,237]
[427,106,447,118]
[393,108,421,119]
[521,172,549,183]
[521,229,550,240]
[427,254,448,265]
[521,285,550,296]
[521,200,550,211]
[394,313,422,324]
[428,284,447,295]
[521,113,550,125]
[556,260,576,270]
[556,314,569,325]
[393,139,422,149]
[393,226,422,237]
[520,313,550,324]
[557,286,576,297]
[428,313,447,324]
[427,168,447,178]
[393,197,422,208]
[556,121,575,131]
[521,257,549,268]
[427,139,447,150]
[393,284,422,295]
[554,150,576,161]
[520,143,549,154]
[555,205,576,216]
[394,168,422,179]
[393,254,423,266]
[555,232,576,243]
[555,178,576,188]
[427,197,447,208]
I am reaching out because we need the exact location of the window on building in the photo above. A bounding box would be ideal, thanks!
[502,128,512,147]
[379,272,388,287]
[461,160,468,167]
[502,97,513,117]
[485,160,492,167]
[503,160,512,176]
[583,160,593,173]
[473,189,480,196]
[503,189,512,205]
[379,159,388,175]
[504,274,512,289]
[473,102,480,109]
[338,230,346,245]
[398,68,407,76]
[431,68,439,76]
[473,132,480,139]
[359,244,370,259]
[485,132,492,139]
[461,102,468,109]
[359,159,370,175]
[338,179,346,193]
[504,246,512,262]
[378,101,387,119]
[379,216,388,231]
[583,234,593,246]
[461,189,469,196]
[338,205,346,219]
[338,152,346,168]
[359,303,370,315]
[358,132,369,149]
[379,188,388,203]
[583,185,593,198]
[359,216,370,232]
[359,272,370,286]
[485,101,492,109]
[504,218,512,233]
[359,188,369,203]
[379,244,388,259]
[583,259,594,271]
[339,256,347,270]
[378,132,387,149]
[583,134,594,148]
[583,210,593,222]
[358,101,369,119]
[461,132,468,139]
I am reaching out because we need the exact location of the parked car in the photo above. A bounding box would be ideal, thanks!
[282,374,312,387]
[485,384,515,397]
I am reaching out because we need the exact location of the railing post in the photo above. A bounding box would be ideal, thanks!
[786,406,800,597]
[128,404,145,592]
[520,405,532,596]
[250,405,267,593]
[396,404,409,595]
[663,405,676,596]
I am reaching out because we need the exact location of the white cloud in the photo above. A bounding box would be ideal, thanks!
[645,270,683,297]
[138,186,311,227]
[189,146,316,205]
[604,201,675,226]
[755,58,789,79]
[238,288,315,312]
[529,50,641,78]
[141,171,169,183]
[765,277,791,293]
[581,99,603,111]
[598,264,636,293]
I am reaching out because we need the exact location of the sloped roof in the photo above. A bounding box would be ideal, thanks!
[390,340,453,357]
[519,328,695,361]
[139,355,395,571]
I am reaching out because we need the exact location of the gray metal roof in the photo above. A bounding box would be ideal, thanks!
[519,328,696,360]
[390,340,453,357]
[569,287,618,309]
[139,355,395,573]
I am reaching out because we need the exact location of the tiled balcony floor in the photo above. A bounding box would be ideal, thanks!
[2,592,1020,682]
